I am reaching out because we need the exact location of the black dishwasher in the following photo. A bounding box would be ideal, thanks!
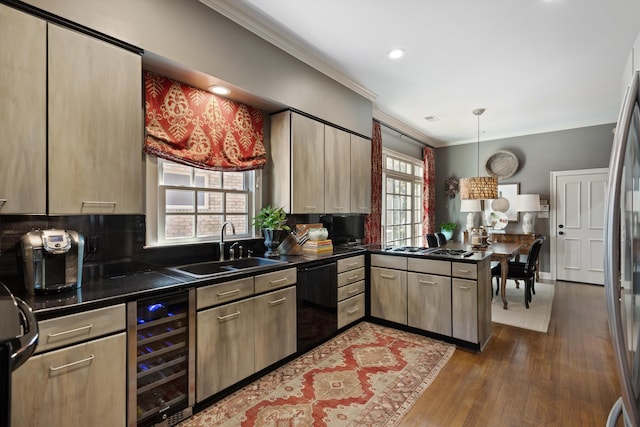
[297,262,337,354]
[127,289,195,427]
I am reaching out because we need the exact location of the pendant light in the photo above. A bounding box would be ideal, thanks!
[460,108,498,200]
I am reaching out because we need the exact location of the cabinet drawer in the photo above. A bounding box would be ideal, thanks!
[255,267,297,293]
[337,255,365,273]
[197,277,254,310]
[338,280,364,301]
[338,293,365,329]
[37,304,125,354]
[452,262,477,279]
[408,258,451,275]
[371,254,407,270]
[338,267,365,287]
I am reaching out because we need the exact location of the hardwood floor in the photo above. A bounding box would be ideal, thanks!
[398,280,622,426]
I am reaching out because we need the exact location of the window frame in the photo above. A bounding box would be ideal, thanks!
[381,148,424,247]
[145,157,260,247]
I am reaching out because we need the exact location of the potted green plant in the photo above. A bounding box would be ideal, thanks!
[252,205,291,257]
[439,222,457,241]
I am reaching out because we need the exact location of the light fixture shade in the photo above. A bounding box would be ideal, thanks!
[517,194,541,212]
[460,176,498,200]
[460,199,482,212]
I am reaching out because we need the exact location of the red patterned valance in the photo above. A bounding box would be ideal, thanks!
[143,72,266,171]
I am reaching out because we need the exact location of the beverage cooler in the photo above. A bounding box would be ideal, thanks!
[127,289,195,427]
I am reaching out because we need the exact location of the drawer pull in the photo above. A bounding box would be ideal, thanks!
[457,269,471,273]
[380,274,396,279]
[268,297,287,306]
[217,289,240,297]
[347,275,360,281]
[347,288,360,295]
[0,199,6,207]
[457,286,471,290]
[418,280,437,285]
[49,354,95,371]
[303,206,317,210]
[346,262,359,268]
[48,324,93,338]
[347,307,359,314]
[268,277,288,286]
[217,311,241,321]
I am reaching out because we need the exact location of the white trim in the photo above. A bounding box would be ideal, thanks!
[549,167,609,281]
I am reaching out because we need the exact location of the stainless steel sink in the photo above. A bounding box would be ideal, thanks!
[169,257,287,278]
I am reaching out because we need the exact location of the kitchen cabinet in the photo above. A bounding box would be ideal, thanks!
[350,134,372,213]
[271,110,371,214]
[0,4,46,214]
[452,278,478,343]
[254,286,296,371]
[48,24,143,214]
[407,268,452,336]
[325,126,351,213]
[197,298,255,400]
[337,255,366,329]
[12,305,126,427]
[196,268,297,401]
[370,255,408,325]
[451,261,491,347]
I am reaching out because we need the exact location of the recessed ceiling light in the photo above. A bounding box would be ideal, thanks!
[388,48,405,59]
[208,85,230,95]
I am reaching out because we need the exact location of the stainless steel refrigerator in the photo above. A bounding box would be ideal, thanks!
[605,68,640,426]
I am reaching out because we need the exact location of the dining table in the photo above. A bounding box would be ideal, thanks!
[446,241,523,309]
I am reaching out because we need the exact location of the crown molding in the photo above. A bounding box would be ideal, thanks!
[373,108,443,148]
[199,0,376,101]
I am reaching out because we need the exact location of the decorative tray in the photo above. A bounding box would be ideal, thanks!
[485,150,519,179]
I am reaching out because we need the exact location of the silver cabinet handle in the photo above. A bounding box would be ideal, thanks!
[269,277,288,286]
[50,354,95,371]
[217,289,240,297]
[456,269,471,273]
[346,262,359,268]
[303,206,316,210]
[418,280,437,285]
[457,286,471,290]
[48,324,93,338]
[217,311,240,321]
[347,307,359,314]
[347,275,360,281]
[380,274,396,279]
[347,288,360,295]
[82,201,117,206]
[268,297,287,306]
[0,199,6,207]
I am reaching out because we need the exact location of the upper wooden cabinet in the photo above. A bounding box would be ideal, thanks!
[0,5,47,214]
[48,24,143,214]
[271,110,371,214]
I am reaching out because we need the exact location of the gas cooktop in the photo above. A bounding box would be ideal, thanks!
[383,246,475,259]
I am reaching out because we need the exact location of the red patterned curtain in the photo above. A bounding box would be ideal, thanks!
[364,121,383,245]
[422,146,436,245]
[143,72,266,171]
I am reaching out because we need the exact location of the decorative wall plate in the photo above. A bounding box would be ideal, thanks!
[485,150,519,179]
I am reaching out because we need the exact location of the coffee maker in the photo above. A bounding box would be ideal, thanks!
[19,229,84,295]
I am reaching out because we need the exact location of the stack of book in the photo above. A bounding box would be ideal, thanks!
[303,239,333,256]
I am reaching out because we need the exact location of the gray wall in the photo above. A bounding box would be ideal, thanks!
[435,123,615,272]
[21,0,373,137]
[381,125,425,159]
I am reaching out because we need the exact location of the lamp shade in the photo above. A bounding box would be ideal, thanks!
[460,176,498,200]
[460,199,482,212]
[517,194,540,212]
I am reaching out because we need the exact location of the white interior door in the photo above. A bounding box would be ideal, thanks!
[553,168,608,285]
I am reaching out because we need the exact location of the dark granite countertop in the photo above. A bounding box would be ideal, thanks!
[4,246,368,320]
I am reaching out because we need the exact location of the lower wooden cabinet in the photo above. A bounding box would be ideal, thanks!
[452,278,479,343]
[407,272,452,336]
[370,266,407,325]
[254,286,296,372]
[11,333,126,427]
[197,298,255,401]
[338,293,365,329]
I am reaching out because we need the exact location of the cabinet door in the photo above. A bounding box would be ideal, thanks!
[12,333,126,427]
[350,134,371,213]
[291,113,325,213]
[196,299,254,401]
[0,5,46,214]
[48,24,143,214]
[370,267,407,324]
[254,286,296,372]
[324,126,351,213]
[407,272,452,336]
[452,278,478,343]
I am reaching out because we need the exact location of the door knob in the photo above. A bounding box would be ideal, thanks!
[559,231,564,235]
[559,224,564,228]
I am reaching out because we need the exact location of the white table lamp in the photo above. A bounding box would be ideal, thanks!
[460,199,482,231]
[517,194,540,234]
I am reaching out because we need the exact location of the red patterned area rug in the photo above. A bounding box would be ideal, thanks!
[180,322,455,427]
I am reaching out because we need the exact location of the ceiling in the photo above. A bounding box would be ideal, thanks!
[203,0,640,147]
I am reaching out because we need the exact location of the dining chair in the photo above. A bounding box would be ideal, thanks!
[435,232,447,246]
[490,237,545,309]
[425,234,439,248]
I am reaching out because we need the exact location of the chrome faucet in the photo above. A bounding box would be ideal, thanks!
[219,221,236,261]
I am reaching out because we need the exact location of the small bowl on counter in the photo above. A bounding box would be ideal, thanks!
[307,227,328,241]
